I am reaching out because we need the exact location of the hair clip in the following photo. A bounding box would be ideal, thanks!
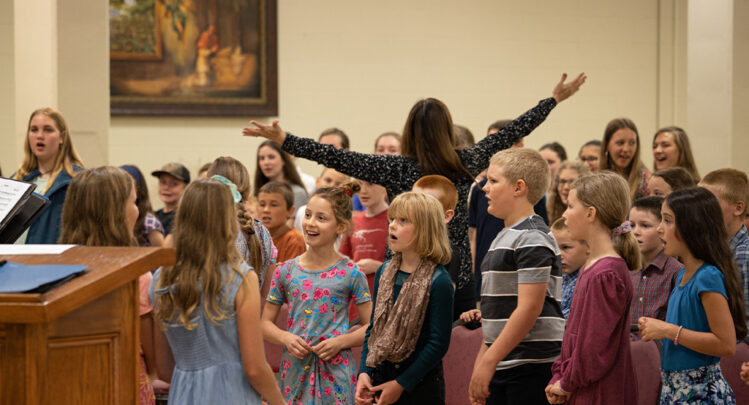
[340,186,352,197]
[613,220,632,235]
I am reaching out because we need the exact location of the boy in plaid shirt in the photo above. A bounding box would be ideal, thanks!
[700,169,749,320]
[627,196,682,340]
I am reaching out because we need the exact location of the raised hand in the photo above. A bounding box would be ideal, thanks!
[552,72,587,104]
[242,119,287,144]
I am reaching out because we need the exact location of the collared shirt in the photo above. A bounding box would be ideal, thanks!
[561,270,579,320]
[729,225,749,318]
[629,250,683,341]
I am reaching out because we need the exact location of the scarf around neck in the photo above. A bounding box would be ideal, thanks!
[366,253,437,367]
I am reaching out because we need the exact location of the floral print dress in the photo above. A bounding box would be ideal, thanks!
[267,257,371,405]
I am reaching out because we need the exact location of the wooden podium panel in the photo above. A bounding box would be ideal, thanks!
[0,246,175,405]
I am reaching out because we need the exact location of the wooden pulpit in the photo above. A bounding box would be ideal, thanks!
[0,246,175,405]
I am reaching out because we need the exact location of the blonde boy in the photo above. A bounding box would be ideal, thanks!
[469,148,563,405]
[700,168,749,318]
[413,175,476,321]
[550,218,589,320]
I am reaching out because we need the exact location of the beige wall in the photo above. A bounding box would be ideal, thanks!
[9,0,746,209]
[110,0,676,209]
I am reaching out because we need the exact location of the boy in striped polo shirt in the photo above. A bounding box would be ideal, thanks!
[469,148,564,405]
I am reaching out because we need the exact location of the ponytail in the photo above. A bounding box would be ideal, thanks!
[613,230,642,271]
[573,172,642,270]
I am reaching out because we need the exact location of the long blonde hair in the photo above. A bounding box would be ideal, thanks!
[155,179,246,329]
[548,161,590,224]
[572,172,641,270]
[207,156,263,275]
[387,192,451,265]
[59,166,135,246]
[13,108,84,193]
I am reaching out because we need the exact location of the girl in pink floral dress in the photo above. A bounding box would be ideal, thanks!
[263,183,372,405]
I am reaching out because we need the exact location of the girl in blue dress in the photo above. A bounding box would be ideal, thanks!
[150,179,285,405]
[263,182,373,405]
[639,187,747,403]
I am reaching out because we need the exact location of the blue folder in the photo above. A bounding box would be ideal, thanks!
[0,261,87,293]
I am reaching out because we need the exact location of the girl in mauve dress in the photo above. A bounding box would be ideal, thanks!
[546,172,639,404]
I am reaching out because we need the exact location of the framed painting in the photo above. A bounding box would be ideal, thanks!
[109,0,277,116]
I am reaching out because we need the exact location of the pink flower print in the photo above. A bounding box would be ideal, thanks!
[338,270,346,277]
[300,292,309,301]
[310,388,315,397]
[310,373,315,385]
[286,273,292,282]
[303,279,313,290]
[330,353,343,365]
[318,336,327,343]
[320,272,327,279]
[300,320,307,329]
[324,387,332,396]
[300,375,306,383]
[273,268,281,279]
[323,288,330,296]
[319,304,328,314]
[347,262,354,268]
[327,373,335,382]
[332,330,341,336]
[287,318,294,329]
[284,386,291,396]
[270,279,277,288]
[342,358,349,366]
[328,269,337,277]
[313,288,323,300]
[292,289,300,297]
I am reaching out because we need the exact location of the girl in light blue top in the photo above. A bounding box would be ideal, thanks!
[150,179,284,405]
[639,187,747,404]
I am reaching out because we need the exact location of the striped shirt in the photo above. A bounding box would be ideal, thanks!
[480,214,564,370]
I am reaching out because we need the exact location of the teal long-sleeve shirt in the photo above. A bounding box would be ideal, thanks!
[359,261,454,392]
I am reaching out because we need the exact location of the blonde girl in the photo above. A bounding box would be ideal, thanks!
[150,179,284,405]
[59,166,159,405]
[547,161,590,224]
[355,192,454,405]
[206,156,278,299]
[262,182,373,405]
[546,172,639,404]
[639,187,746,403]
[13,107,84,244]
[599,118,650,200]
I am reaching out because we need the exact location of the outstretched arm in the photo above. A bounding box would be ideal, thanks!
[461,73,586,175]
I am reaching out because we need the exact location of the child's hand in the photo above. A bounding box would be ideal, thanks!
[545,381,571,404]
[283,332,312,359]
[468,359,493,405]
[355,373,375,405]
[312,336,343,361]
[638,317,674,341]
[741,362,749,385]
[356,259,381,275]
[242,119,286,144]
[460,309,481,323]
[370,379,404,405]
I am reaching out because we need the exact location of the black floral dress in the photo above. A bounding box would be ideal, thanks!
[282,98,557,290]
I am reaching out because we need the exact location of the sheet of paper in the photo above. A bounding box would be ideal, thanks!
[0,178,33,224]
[0,244,77,255]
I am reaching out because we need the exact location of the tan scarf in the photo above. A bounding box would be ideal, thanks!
[366,253,437,367]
